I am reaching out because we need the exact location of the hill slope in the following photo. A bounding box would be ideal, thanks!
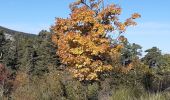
[0,26,36,39]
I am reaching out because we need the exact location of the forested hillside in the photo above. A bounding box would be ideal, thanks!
[0,27,58,73]
[0,0,170,100]
[0,26,36,38]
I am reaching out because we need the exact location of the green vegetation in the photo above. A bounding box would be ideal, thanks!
[0,0,170,99]
[0,27,170,99]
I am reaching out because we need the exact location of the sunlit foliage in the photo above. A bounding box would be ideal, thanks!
[52,0,140,81]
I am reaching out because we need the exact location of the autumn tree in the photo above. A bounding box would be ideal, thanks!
[52,0,140,81]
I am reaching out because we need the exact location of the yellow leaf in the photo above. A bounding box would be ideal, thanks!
[70,47,84,55]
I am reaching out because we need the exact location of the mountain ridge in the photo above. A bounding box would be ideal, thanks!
[0,26,36,38]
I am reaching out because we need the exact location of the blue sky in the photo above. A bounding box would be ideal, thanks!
[0,0,170,54]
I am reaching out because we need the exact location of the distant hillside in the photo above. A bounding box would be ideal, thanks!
[0,26,36,39]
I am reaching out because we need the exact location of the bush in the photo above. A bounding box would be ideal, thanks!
[87,83,99,100]
[11,70,66,100]
[112,88,135,100]
[64,80,87,100]
[140,93,167,100]
[143,70,170,92]
[111,86,170,100]
[111,85,145,100]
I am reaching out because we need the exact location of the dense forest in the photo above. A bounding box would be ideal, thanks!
[0,0,170,100]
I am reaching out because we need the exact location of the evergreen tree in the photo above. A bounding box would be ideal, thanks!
[27,30,59,76]
[0,31,6,62]
[142,47,163,68]
[0,31,11,64]
[121,42,142,66]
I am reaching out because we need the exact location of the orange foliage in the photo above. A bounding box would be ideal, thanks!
[52,0,140,81]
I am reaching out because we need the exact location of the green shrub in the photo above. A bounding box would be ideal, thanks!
[140,93,167,100]
[11,70,66,100]
[111,86,170,100]
[64,80,87,100]
[112,88,135,100]
[87,83,99,100]
[111,86,145,100]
